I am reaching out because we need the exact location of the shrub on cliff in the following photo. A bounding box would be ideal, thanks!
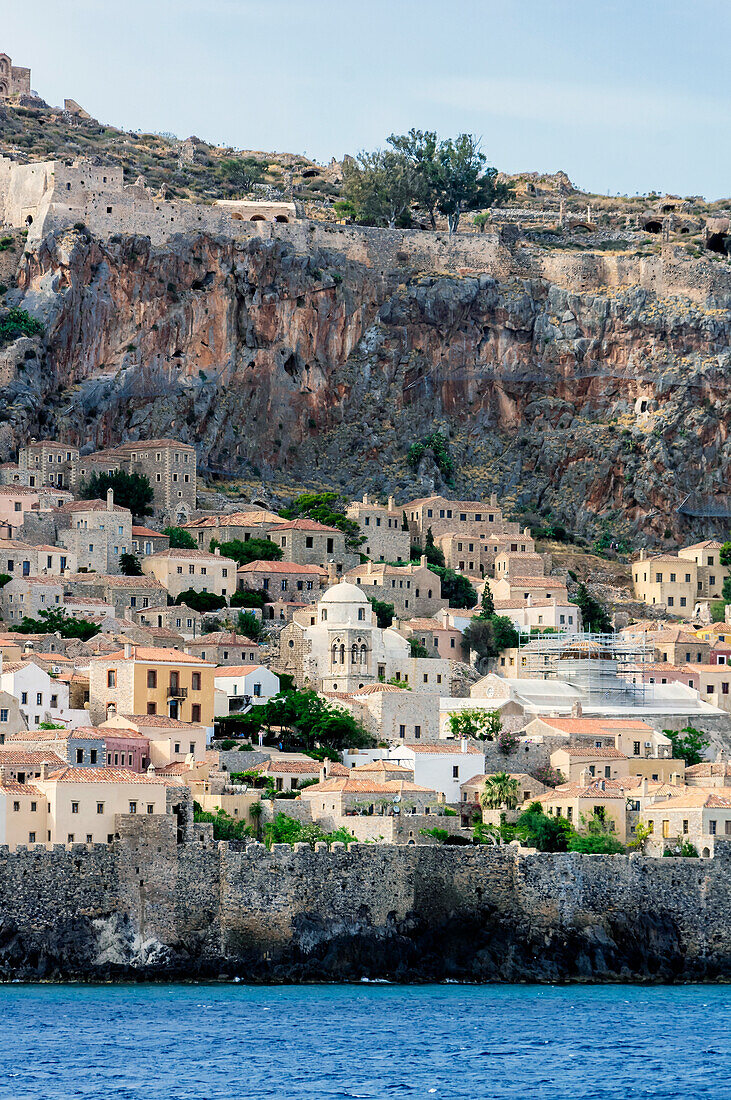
[80,469,153,517]
[0,307,43,347]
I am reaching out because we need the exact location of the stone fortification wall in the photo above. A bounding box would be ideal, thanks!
[0,823,730,981]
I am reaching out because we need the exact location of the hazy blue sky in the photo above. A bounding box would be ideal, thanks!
[4,0,730,198]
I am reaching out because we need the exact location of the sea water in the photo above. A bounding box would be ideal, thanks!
[0,983,728,1098]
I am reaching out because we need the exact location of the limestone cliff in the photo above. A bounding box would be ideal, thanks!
[5,226,731,541]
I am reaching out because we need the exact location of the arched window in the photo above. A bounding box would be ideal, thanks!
[351,644,358,664]
[331,644,338,665]
[360,644,368,664]
[339,644,345,665]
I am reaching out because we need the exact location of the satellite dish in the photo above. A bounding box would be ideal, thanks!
[393,794,402,803]
[392,806,400,815]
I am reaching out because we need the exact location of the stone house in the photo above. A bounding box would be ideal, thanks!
[57,496,133,574]
[18,441,79,490]
[67,574,168,619]
[133,603,203,639]
[74,439,197,522]
[101,712,207,768]
[652,629,710,666]
[435,529,536,578]
[131,526,170,557]
[494,550,546,579]
[493,597,582,634]
[459,771,547,823]
[299,776,443,820]
[491,576,570,603]
[88,644,215,729]
[536,780,629,842]
[394,616,465,660]
[641,786,731,858]
[1,576,65,623]
[141,547,237,600]
[181,510,284,551]
[404,494,514,542]
[8,727,106,767]
[269,519,356,571]
[276,582,451,694]
[0,748,65,782]
[685,758,731,787]
[321,683,441,742]
[346,495,411,563]
[346,557,447,619]
[185,631,264,666]
[236,560,327,602]
[250,757,323,792]
[550,745,631,784]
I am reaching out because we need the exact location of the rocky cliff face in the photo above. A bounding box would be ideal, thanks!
[6,226,731,541]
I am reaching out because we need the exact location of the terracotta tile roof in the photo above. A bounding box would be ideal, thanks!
[117,714,201,728]
[349,684,410,696]
[350,761,413,774]
[493,598,559,609]
[147,548,235,561]
[404,618,443,630]
[400,744,482,755]
[59,499,130,514]
[214,664,267,677]
[685,762,731,778]
[648,787,731,810]
[301,778,435,794]
[503,577,568,589]
[43,766,166,784]
[561,747,628,760]
[73,575,165,589]
[254,759,320,775]
[538,783,626,801]
[155,761,192,775]
[9,727,102,742]
[653,629,707,645]
[91,646,212,664]
[0,781,42,795]
[269,519,341,533]
[683,540,723,551]
[237,560,327,575]
[183,510,283,528]
[111,439,195,452]
[0,749,65,765]
[132,525,168,537]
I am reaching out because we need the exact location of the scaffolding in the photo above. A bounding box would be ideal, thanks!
[515,632,656,705]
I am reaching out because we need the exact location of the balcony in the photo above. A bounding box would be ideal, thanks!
[167,685,188,701]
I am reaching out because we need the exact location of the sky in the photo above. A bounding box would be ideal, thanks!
[3,0,730,199]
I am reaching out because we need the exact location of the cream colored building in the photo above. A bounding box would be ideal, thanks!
[632,542,729,613]
[101,713,208,767]
[536,780,629,841]
[641,787,731,857]
[141,548,237,600]
[34,764,169,846]
[491,576,570,603]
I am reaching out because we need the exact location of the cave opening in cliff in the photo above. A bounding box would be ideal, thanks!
[644,220,662,233]
[706,232,729,255]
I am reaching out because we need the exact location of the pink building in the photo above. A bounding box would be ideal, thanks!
[0,487,40,531]
[101,728,150,772]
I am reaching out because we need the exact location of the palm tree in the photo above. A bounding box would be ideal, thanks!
[479,772,520,812]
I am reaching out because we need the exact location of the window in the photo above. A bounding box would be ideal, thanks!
[0,710,7,723]
[28,832,36,843]
[90,749,97,765]
[174,743,181,754]
[147,670,157,689]
[191,672,201,691]
[71,801,79,814]
[76,749,84,764]
[633,741,641,755]
[662,820,670,838]
[97,802,104,814]
[191,704,201,723]
[107,670,116,688]
[67,834,75,844]
[36,692,43,706]
[358,608,365,621]
[399,724,406,737]
[414,725,421,739]
[147,804,155,815]
[12,802,19,812]
[147,702,157,715]
[452,766,459,778]
[710,820,717,835]
[129,801,137,815]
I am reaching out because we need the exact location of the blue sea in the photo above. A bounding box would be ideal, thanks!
[0,983,728,1098]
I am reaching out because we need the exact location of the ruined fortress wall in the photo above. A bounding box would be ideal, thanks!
[0,832,731,979]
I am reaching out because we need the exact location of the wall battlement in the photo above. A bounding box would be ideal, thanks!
[0,826,729,981]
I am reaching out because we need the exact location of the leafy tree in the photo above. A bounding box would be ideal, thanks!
[231,588,270,609]
[436,133,511,235]
[574,583,612,633]
[473,212,492,233]
[663,840,699,858]
[409,638,430,658]
[174,589,227,614]
[210,536,282,565]
[80,469,154,517]
[514,802,573,852]
[424,527,445,568]
[429,565,477,609]
[568,811,624,854]
[342,149,417,228]
[14,608,99,640]
[464,614,519,671]
[163,526,197,549]
[479,772,520,812]
[193,805,252,841]
[663,725,709,767]
[216,156,267,195]
[419,826,449,844]
[280,491,364,552]
[448,708,502,741]
[387,129,441,228]
[236,610,265,641]
[627,822,653,852]
[402,510,410,532]
[240,690,373,754]
[723,575,731,605]
[264,811,357,849]
[719,541,731,568]
[332,199,356,220]
[0,574,11,589]
[368,596,395,628]
[119,552,143,576]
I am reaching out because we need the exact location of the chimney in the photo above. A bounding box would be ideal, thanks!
[147,762,156,775]
[526,594,533,607]
[571,700,582,718]
[671,772,682,786]
[420,554,427,568]
[460,738,468,754]
[362,493,369,505]
[388,496,395,512]
[326,561,338,585]
[106,488,114,512]
[39,763,49,781]
[641,777,648,797]
[367,561,373,576]
[639,549,645,561]
[490,493,498,507]
[123,642,132,659]
[523,527,531,537]
[579,768,589,786]
[214,547,220,556]
[0,765,6,784]
[599,779,605,791]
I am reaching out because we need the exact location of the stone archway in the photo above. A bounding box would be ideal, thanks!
[707,232,729,255]
[250,214,266,222]
[274,215,289,223]
[644,219,662,233]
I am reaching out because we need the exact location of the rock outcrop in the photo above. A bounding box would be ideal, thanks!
[5,226,731,542]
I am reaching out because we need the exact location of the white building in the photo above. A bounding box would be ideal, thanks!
[0,659,88,729]
[388,742,485,802]
[214,665,281,716]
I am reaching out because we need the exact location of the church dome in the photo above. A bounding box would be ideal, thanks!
[320,582,369,605]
